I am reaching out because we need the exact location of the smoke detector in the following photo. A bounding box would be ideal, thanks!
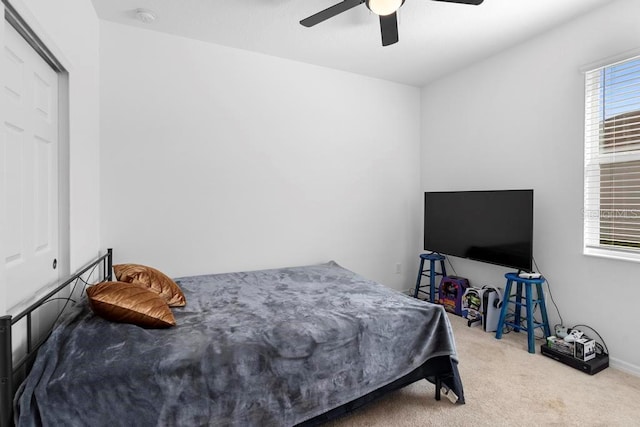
[135,8,157,24]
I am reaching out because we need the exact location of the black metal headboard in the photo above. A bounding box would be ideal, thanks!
[0,248,113,427]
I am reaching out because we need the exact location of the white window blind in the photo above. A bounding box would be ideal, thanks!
[584,56,640,260]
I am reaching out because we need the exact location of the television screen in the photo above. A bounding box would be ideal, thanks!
[424,190,534,272]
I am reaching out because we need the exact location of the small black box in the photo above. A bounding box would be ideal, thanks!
[541,344,609,375]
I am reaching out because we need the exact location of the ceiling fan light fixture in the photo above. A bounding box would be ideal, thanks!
[366,0,403,16]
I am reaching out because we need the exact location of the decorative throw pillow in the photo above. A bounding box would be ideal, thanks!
[86,281,176,328]
[113,263,186,307]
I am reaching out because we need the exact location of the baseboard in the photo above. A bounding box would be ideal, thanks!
[609,356,640,377]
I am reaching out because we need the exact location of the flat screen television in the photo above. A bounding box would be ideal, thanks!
[424,190,534,272]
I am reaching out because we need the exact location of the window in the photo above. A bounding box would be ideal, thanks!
[584,55,640,260]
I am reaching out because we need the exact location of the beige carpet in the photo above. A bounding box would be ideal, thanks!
[328,313,640,426]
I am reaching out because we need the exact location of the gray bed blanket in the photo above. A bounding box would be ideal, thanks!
[15,261,462,426]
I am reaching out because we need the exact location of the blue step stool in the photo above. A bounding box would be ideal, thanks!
[495,273,551,353]
[414,253,447,303]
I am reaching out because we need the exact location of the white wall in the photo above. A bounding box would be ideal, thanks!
[99,22,421,291]
[421,0,640,373]
[0,0,101,314]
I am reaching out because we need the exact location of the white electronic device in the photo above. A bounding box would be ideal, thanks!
[482,288,502,332]
[518,272,541,279]
[461,286,503,332]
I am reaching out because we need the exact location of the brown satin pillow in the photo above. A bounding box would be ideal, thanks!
[113,263,186,307]
[86,281,175,328]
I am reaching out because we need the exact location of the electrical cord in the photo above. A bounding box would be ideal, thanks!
[445,256,458,277]
[530,258,608,355]
[532,257,564,327]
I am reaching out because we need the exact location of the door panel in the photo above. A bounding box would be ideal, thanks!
[2,22,59,311]
[4,125,23,263]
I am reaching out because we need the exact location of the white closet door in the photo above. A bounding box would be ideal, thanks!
[2,22,59,311]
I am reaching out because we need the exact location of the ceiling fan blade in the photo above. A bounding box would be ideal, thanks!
[300,0,364,27]
[431,0,484,5]
[379,12,399,47]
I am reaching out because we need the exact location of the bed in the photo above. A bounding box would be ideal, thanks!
[1,249,464,426]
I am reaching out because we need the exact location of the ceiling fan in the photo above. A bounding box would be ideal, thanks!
[300,0,484,47]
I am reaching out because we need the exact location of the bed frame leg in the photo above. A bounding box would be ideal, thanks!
[0,316,13,427]
[435,376,441,401]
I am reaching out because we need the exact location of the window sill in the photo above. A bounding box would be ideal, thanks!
[583,246,640,263]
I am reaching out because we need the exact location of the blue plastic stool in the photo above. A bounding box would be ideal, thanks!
[414,253,447,303]
[495,273,551,354]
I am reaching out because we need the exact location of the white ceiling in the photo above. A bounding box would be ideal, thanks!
[90,0,616,87]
